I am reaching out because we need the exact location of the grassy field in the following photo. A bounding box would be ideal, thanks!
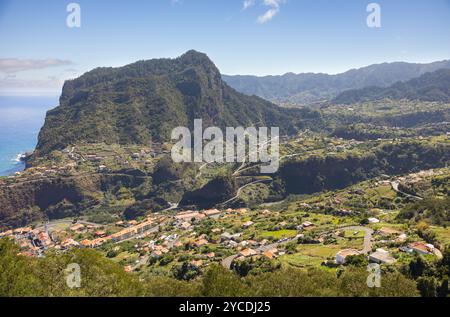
[280,244,341,268]
[431,226,450,247]
[259,230,298,239]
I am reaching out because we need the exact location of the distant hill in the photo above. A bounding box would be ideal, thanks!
[35,50,322,157]
[332,69,450,104]
[222,60,450,105]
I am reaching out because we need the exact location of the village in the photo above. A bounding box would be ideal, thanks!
[0,132,448,279]
[0,192,443,276]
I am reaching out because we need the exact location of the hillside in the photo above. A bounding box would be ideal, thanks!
[34,50,321,158]
[223,60,450,105]
[332,69,450,104]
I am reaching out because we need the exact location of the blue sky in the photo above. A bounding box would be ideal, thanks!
[0,0,450,95]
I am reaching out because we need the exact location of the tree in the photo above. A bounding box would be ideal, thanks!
[201,265,248,297]
[417,276,438,297]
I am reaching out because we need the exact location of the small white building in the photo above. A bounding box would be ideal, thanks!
[336,249,362,264]
[369,248,396,264]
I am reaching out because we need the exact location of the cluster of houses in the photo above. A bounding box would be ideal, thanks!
[78,217,165,248]
[175,208,246,231]
[0,226,60,257]
[335,226,437,266]
[0,215,166,256]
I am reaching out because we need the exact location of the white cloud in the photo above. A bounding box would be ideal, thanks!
[0,58,73,74]
[243,0,256,10]
[257,7,279,23]
[258,0,285,23]
[242,0,286,24]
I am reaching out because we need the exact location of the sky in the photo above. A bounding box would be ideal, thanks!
[0,0,450,96]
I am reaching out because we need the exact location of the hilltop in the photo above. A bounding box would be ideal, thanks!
[34,50,321,159]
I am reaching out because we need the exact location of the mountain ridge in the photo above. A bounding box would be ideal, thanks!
[332,69,450,104]
[34,50,322,159]
[222,60,450,105]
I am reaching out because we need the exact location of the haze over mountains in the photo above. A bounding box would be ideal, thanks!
[222,60,450,105]
[332,69,450,104]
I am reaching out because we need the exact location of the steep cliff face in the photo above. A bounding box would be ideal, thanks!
[179,175,237,209]
[0,174,146,230]
[34,50,321,159]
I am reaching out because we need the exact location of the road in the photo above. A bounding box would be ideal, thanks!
[391,181,423,201]
[221,239,294,269]
[221,225,374,269]
[161,202,179,212]
[341,226,374,254]
[220,178,273,206]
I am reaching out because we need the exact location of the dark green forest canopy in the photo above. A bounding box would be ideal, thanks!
[34,50,323,158]
[0,238,421,297]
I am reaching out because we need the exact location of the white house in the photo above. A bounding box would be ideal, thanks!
[336,249,361,264]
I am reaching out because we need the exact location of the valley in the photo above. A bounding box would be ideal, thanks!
[0,51,449,298]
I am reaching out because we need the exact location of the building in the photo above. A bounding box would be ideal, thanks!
[69,223,85,232]
[336,249,362,264]
[369,249,396,264]
[90,238,106,247]
[94,231,107,238]
[242,221,254,228]
[263,248,279,259]
[368,218,380,224]
[109,220,154,243]
[13,227,32,235]
[203,209,221,217]
[179,222,192,230]
[61,238,80,249]
[194,239,209,247]
[239,248,258,258]
[191,260,204,268]
[175,211,206,222]
[408,242,434,255]
[80,239,92,248]
[378,227,402,236]
[220,232,241,242]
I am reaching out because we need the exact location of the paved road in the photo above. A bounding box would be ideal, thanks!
[221,254,239,269]
[391,181,423,201]
[341,226,374,254]
[221,178,272,206]
[221,225,374,269]
[221,239,293,269]
[161,202,179,212]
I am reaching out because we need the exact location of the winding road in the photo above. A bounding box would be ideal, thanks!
[341,226,374,254]
[391,181,423,201]
[221,225,374,269]
[220,178,273,206]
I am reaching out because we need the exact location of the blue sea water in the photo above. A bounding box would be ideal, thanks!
[0,96,59,176]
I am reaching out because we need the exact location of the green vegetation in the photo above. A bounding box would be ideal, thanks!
[33,50,322,158]
[398,197,450,226]
[333,69,450,104]
[0,239,419,297]
[223,60,450,105]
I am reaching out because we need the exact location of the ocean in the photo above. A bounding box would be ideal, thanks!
[0,96,59,176]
